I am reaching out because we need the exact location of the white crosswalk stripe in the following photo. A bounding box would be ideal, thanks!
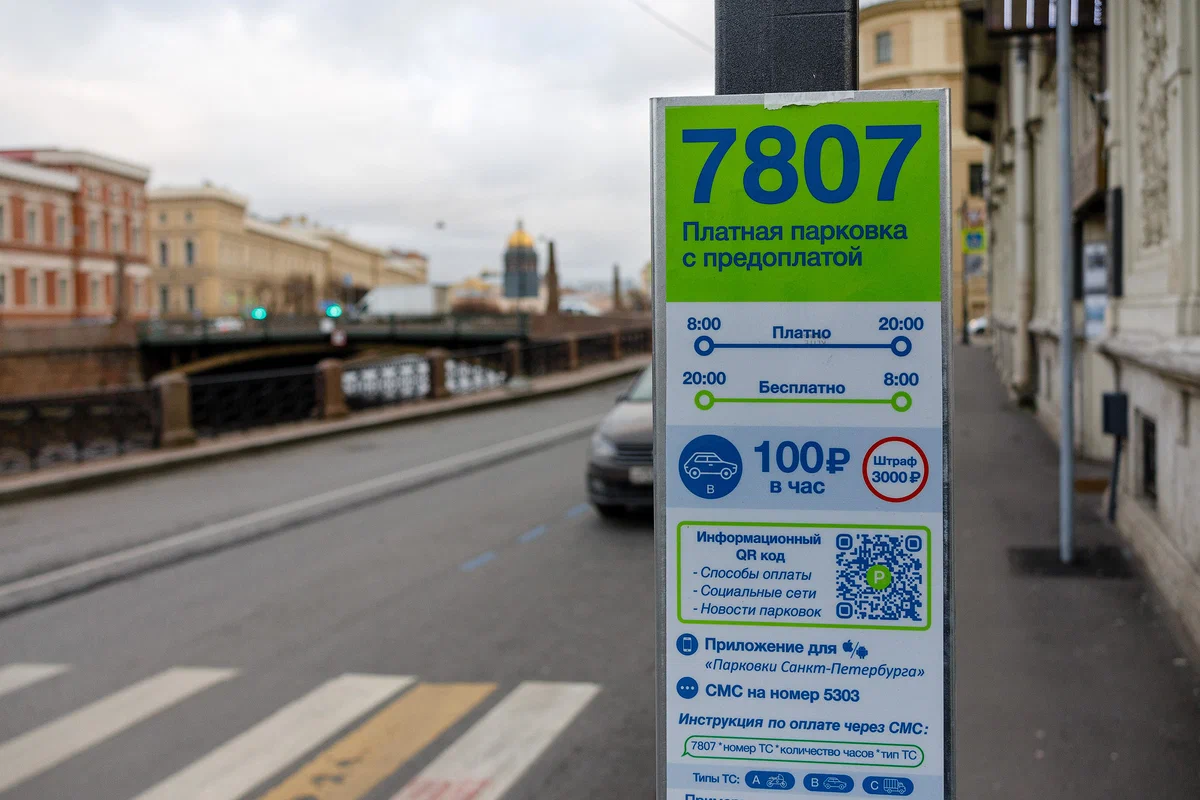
[0,664,598,800]
[130,673,414,800]
[0,663,69,701]
[390,680,600,800]
[0,666,236,795]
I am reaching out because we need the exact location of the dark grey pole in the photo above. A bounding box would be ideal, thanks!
[1057,8,1075,564]
[715,0,858,94]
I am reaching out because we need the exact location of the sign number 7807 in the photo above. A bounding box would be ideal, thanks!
[682,124,921,206]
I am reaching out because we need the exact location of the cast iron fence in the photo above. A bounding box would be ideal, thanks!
[342,346,512,409]
[522,340,573,377]
[577,332,615,367]
[0,326,652,473]
[137,312,531,345]
[189,366,318,437]
[620,327,651,355]
[0,386,158,474]
[342,356,430,410]
[445,346,510,395]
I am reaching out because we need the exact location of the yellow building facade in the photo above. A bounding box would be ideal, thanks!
[860,0,990,330]
[279,220,381,302]
[149,187,425,318]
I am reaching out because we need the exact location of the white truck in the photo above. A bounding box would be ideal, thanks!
[354,285,443,318]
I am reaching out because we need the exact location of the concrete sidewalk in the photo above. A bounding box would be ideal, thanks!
[954,343,1200,797]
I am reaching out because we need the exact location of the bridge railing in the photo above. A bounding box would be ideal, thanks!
[189,366,320,438]
[522,339,573,377]
[0,327,651,474]
[340,355,430,410]
[136,313,531,345]
[444,346,511,396]
[619,327,652,356]
[0,386,159,474]
[578,332,617,367]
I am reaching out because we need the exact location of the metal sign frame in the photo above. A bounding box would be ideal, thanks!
[651,89,955,799]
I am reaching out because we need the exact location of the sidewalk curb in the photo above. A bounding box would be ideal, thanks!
[0,356,648,505]
[0,413,608,617]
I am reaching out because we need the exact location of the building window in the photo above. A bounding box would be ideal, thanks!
[1141,415,1158,504]
[28,273,38,306]
[875,31,893,65]
[0,204,5,239]
[160,285,170,313]
[159,240,169,267]
[131,225,141,255]
[185,239,195,266]
[185,285,196,312]
[132,279,142,310]
[26,209,37,243]
[111,185,122,205]
[184,210,193,224]
[112,221,122,252]
[56,214,66,246]
[969,163,985,197]
[0,274,6,306]
[159,212,167,224]
[90,277,101,309]
[58,277,69,307]
[88,220,98,250]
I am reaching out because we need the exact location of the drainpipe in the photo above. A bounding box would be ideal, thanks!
[1011,39,1034,397]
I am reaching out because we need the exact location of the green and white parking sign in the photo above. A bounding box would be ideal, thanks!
[652,91,953,800]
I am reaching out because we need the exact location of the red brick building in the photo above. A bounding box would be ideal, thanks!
[0,149,152,325]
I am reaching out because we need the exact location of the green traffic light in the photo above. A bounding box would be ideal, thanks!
[250,306,268,321]
[325,304,343,318]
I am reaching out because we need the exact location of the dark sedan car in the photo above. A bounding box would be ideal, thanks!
[587,367,653,516]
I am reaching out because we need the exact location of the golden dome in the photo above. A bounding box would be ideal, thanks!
[507,220,535,249]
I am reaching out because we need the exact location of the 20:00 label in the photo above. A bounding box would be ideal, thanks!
[682,371,726,386]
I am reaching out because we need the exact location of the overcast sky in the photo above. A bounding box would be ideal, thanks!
[0,0,729,285]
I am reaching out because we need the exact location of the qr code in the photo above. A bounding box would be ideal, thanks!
[834,532,925,624]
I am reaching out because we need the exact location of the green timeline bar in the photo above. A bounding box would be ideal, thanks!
[694,390,912,413]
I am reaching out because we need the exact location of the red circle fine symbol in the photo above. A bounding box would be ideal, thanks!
[862,436,929,503]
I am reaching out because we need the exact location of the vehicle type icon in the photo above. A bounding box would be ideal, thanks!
[747,770,795,790]
[683,452,739,480]
[678,434,743,499]
[863,776,913,796]
[806,773,853,793]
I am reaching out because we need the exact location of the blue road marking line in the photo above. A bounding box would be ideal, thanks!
[518,525,548,543]
[460,551,497,572]
[565,503,590,519]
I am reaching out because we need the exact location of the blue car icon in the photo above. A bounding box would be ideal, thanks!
[683,452,739,481]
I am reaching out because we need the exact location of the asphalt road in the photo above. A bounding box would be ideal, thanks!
[0,378,656,800]
[1,350,1197,800]
[0,379,635,586]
